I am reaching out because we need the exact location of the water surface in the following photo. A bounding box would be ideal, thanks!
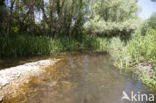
[3,52,155,103]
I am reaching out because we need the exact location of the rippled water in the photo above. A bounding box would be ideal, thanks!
[3,52,155,103]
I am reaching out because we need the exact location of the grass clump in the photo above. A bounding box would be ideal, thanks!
[0,34,96,57]
[96,29,156,88]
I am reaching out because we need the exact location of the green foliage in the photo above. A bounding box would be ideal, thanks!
[127,29,156,62]
[95,37,108,51]
[151,0,156,2]
[87,19,136,41]
[96,29,156,88]
[11,26,20,33]
[141,21,150,35]
[1,0,91,36]
[92,0,139,22]
[87,0,140,40]
[0,34,96,57]
[0,0,5,6]
[141,12,156,35]
[148,12,156,30]
[0,0,7,34]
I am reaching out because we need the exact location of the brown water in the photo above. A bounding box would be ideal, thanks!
[3,52,155,103]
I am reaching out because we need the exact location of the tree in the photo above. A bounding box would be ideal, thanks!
[1,0,91,38]
[0,0,7,34]
[148,12,156,30]
[151,0,156,2]
[87,0,139,39]
[91,0,139,22]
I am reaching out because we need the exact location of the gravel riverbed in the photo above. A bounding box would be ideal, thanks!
[0,58,60,102]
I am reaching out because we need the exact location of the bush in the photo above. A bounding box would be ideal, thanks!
[127,29,156,63]
[87,19,136,40]
[141,12,156,35]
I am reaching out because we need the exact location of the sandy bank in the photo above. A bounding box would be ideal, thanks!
[0,58,60,102]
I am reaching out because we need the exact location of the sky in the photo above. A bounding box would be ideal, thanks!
[138,0,156,20]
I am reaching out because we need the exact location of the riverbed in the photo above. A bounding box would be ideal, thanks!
[1,52,156,103]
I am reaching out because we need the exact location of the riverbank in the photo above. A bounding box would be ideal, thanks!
[0,58,60,102]
[96,29,156,90]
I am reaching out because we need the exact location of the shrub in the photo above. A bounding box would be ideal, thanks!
[87,19,136,40]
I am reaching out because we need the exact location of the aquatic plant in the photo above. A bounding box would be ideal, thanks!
[96,29,156,88]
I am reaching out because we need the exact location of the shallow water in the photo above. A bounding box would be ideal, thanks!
[3,52,155,103]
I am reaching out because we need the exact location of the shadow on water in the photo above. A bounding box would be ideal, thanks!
[3,52,156,103]
[0,56,51,70]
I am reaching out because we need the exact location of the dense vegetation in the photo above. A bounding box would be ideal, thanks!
[96,29,156,88]
[0,0,156,89]
[0,0,90,37]
[0,35,96,57]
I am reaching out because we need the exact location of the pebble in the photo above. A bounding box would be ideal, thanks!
[0,79,9,87]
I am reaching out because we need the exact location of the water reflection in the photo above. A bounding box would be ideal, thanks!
[3,52,155,103]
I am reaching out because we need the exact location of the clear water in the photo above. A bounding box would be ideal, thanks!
[3,52,155,103]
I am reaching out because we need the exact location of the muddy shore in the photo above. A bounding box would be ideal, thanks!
[0,58,60,102]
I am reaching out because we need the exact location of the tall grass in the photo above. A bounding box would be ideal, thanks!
[96,29,156,88]
[127,29,156,65]
[0,34,96,57]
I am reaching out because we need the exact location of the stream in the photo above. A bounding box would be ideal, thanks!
[2,52,155,103]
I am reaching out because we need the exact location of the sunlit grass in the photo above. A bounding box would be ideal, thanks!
[96,29,156,88]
